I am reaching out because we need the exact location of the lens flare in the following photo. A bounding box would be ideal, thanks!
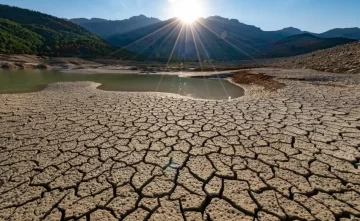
[172,0,203,23]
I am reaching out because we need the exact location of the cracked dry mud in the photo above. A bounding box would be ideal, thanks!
[0,70,360,221]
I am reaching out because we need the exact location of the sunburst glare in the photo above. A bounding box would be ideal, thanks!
[171,0,204,23]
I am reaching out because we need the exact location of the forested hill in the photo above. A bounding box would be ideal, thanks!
[0,5,132,58]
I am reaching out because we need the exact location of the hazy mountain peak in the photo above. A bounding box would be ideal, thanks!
[133,14,147,18]
[206,15,229,21]
[205,15,262,32]
[128,15,160,22]
[320,27,360,39]
[72,15,159,23]
[70,15,161,38]
[90,18,108,22]
[281,27,303,32]
[277,27,304,35]
[206,15,240,23]
[329,27,360,31]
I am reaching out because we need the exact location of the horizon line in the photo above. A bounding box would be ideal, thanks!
[69,14,360,34]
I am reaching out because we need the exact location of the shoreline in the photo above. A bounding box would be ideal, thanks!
[0,53,261,74]
[2,65,359,98]
[0,68,247,101]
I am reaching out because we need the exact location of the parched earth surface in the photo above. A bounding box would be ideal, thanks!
[1,69,360,221]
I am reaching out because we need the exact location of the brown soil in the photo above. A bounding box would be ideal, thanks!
[232,71,286,91]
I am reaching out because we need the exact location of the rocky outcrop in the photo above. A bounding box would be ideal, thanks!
[269,42,360,74]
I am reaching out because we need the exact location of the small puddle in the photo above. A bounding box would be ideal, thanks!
[0,70,244,100]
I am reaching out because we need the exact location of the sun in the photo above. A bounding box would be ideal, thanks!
[172,0,203,23]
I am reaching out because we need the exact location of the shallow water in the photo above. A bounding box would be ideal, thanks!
[0,69,244,100]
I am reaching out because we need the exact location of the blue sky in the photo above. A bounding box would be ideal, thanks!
[0,0,359,32]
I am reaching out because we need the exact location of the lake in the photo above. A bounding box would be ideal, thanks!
[0,70,244,100]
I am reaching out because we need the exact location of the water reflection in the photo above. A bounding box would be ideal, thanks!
[0,70,244,100]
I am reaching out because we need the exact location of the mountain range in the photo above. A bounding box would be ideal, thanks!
[72,16,360,42]
[256,33,355,58]
[88,16,357,60]
[71,15,359,60]
[0,4,358,61]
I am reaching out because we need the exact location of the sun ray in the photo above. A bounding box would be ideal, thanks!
[201,18,265,56]
[166,23,186,67]
[175,25,186,62]
[110,19,180,56]
[189,24,212,96]
[156,22,186,91]
[192,22,231,97]
[131,21,183,59]
[124,19,180,49]
[196,20,259,62]
[189,25,203,71]
[158,22,183,48]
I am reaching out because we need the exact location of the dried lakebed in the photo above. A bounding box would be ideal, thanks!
[0,70,244,100]
[0,69,360,220]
